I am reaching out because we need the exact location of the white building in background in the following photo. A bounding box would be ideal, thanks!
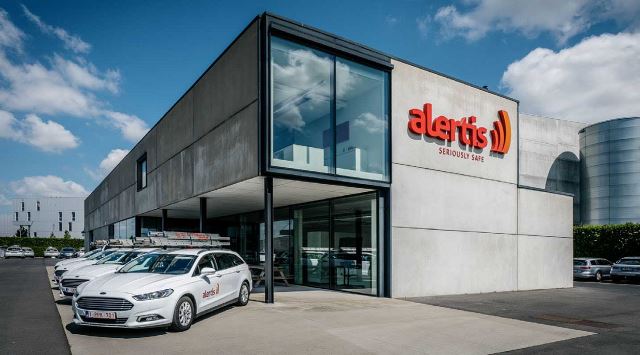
[11,197,84,238]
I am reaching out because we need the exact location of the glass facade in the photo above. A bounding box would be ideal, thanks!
[270,36,390,181]
[112,217,136,239]
[207,192,379,296]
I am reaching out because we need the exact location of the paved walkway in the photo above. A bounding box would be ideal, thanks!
[46,267,592,355]
[0,258,70,355]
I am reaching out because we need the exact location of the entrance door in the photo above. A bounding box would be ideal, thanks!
[293,201,331,289]
[291,193,378,295]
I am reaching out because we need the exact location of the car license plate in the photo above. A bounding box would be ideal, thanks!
[86,311,116,319]
[62,287,75,294]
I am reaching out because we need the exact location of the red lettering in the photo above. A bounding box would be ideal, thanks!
[408,108,426,134]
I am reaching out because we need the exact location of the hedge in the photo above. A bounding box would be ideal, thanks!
[0,237,84,257]
[574,223,640,262]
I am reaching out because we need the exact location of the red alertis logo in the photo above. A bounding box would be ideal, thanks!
[202,284,220,298]
[408,103,511,154]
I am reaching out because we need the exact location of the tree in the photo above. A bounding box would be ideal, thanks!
[15,226,28,238]
[63,230,71,239]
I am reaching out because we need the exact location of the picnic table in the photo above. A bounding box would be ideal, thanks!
[250,265,290,287]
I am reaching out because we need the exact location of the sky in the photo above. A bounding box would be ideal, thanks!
[0,0,639,212]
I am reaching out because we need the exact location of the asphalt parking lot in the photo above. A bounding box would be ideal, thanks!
[1,257,593,355]
[409,280,640,354]
[0,257,70,355]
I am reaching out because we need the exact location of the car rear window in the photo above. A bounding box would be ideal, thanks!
[618,259,640,265]
[573,260,587,266]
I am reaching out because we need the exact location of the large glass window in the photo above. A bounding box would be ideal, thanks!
[270,36,389,181]
[336,59,389,180]
[271,37,333,173]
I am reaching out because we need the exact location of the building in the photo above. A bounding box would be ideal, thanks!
[85,13,574,300]
[519,113,585,224]
[10,197,84,238]
[580,117,640,225]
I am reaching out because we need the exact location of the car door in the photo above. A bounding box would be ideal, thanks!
[193,254,224,312]
[213,253,241,303]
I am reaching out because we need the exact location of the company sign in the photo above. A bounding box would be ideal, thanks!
[408,103,512,157]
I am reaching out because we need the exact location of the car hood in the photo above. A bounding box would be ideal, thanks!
[82,272,180,295]
[64,264,121,279]
[55,258,85,267]
[61,259,96,272]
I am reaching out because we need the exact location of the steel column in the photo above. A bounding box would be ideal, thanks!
[264,177,274,303]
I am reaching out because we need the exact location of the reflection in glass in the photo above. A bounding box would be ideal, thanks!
[293,201,331,288]
[336,59,389,180]
[271,37,333,173]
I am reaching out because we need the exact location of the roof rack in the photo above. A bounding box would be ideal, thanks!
[139,231,231,248]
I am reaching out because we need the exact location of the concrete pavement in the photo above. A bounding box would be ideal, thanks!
[46,267,591,355]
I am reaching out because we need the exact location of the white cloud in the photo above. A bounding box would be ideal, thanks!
[433,0,640,44]
[9,175,88,197]
[416,16,430,39]
[21,5,91,54]
[0,110,79,152]
[86,148,129,180]
[0,8,24,52]
[104,111,149,142]
[353,112,387,134]
[501,32,640,123]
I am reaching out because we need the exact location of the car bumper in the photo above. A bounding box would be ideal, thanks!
[72,292,176,329]
[573,271,596,278]
[611,271,640,279]
[4,253,24,258]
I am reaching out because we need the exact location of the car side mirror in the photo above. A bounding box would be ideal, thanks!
[201,267,216,275]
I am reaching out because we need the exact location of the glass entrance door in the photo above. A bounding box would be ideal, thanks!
[292,193,378,295]
[293,201,331,289]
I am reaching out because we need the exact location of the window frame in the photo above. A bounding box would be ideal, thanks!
[262,20,393,189]
[136,153,148,191]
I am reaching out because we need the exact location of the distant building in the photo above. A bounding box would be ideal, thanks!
[10,197,84,238]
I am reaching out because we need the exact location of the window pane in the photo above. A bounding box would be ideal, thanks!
[336,58,389,181]
[271,37,333,173]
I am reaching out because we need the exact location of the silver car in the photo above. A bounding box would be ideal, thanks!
[22,247,35,258]
[573,258,612,281]
[44,247,60,258]
[611,257,640,282]
[5,246,25,259]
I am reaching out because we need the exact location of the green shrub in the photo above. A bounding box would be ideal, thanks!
[574,223,640,262]
[0,237,84,257]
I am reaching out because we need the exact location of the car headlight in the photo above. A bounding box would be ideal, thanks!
[132,289,174,301]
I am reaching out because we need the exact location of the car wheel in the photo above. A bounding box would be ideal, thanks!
[169,296,194,332]
[595,271,603,282]
[236,282,250,306]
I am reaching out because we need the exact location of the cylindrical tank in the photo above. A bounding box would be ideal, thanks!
[580,117,640,225]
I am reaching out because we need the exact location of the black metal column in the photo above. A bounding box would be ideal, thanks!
[161,209,168,232]
[264,176,274,303]
[199,198,207,233]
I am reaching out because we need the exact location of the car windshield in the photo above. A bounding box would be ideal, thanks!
[23,248,32,251]
[119,253,196,275]
[87,249,115,260]
[81,249,100,258]
[618,259,640,265]
[97,251,144,265]
[62,248,75,252]
[573,260,587,266]
[8,247,20,252]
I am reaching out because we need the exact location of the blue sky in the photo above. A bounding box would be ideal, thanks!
[0,0,639,212]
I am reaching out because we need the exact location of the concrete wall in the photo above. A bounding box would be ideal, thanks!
[519,113,585,224]
[85,20,259,238]
[390,59,572,297]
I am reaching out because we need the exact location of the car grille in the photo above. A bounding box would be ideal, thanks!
[54,270,67,277]
[76,297,134,311]
[61,279,88,288]
[80,315,128,325]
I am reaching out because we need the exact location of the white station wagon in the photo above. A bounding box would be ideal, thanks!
[72,249,252,331]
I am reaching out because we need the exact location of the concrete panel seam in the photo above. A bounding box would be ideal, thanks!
[392,162,518,186]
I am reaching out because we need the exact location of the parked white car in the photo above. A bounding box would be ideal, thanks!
[73,249,252,331]
[22,247,35,258]
[59,248,157,298]
[54,249,117,283]
[44,247,60,258]
[54,248,102,268]
[5,246,25,259]
[76,248,86,257]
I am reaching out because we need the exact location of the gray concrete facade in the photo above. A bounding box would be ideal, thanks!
[580,117,640,225]
[84,20,259,239]
[519,114,585,224]
[390,59,572,297]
